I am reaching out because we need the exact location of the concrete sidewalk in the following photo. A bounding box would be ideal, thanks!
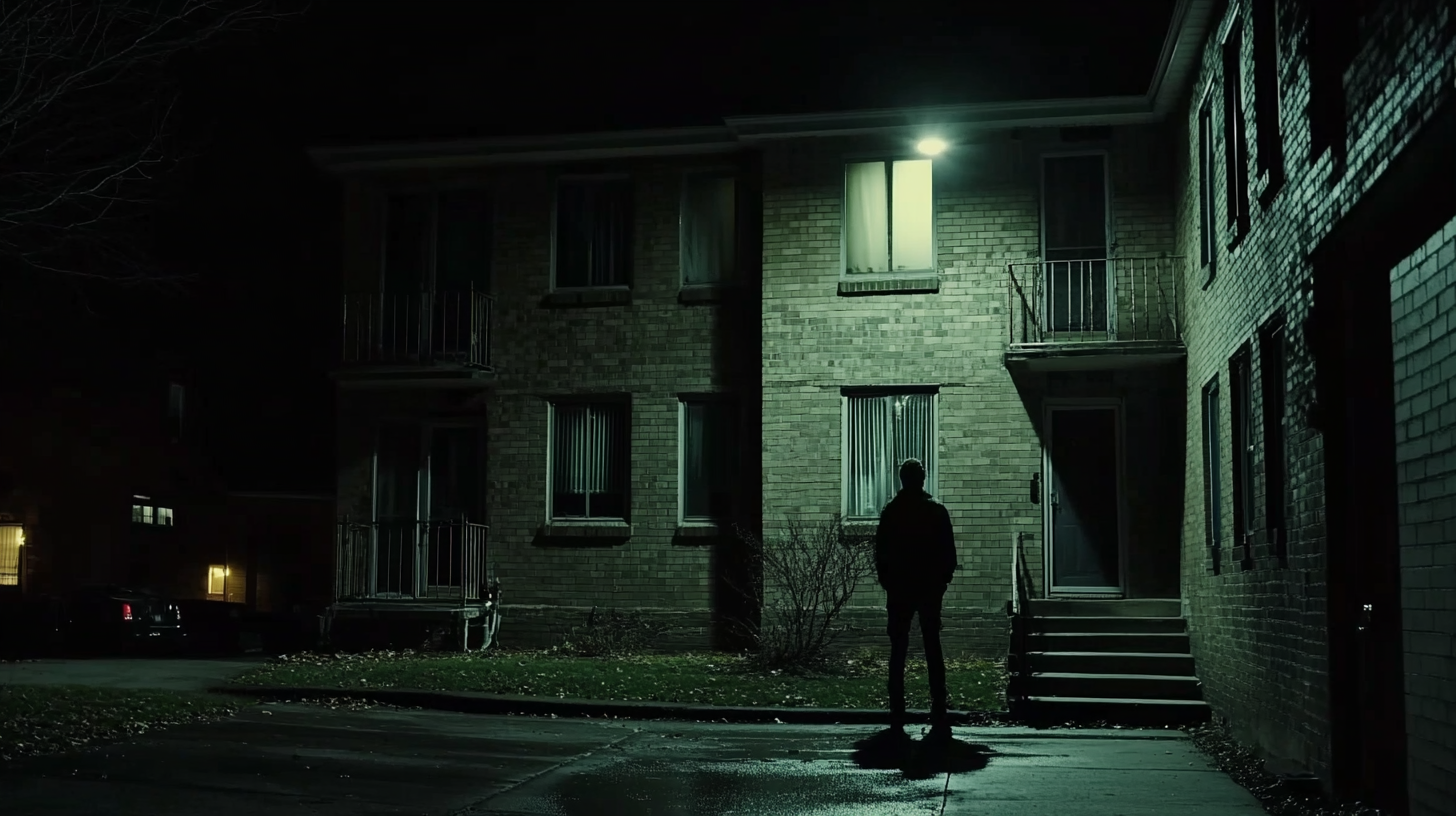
[0,657,265,692]
[0,704,1265,816]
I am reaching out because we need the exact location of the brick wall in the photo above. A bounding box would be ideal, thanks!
[1390,213,1456,816]
[758,126,1180,656]
[337,154,762,649]
[1172,0,1454,792]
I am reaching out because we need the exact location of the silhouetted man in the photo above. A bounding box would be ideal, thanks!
[875,457,957,731]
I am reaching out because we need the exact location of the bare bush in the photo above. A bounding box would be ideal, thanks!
[730,514,877,672]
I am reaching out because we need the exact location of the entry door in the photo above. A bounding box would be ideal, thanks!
[1045,405,1122,593]
[430,191,492,362]
[373,423,423,596]
[1041,154,1110,334]
[423,425,485,590]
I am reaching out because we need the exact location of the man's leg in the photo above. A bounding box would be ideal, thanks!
[886,592,914,727]
[918,586,949,724]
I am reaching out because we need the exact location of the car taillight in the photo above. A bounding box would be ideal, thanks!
[121,603,133,621]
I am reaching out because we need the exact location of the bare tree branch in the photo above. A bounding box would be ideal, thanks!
[0,0,305,285]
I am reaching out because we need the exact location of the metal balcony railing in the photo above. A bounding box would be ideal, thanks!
[335,517,490,604]
[1007,256,1184,347]
[341,288,493,369]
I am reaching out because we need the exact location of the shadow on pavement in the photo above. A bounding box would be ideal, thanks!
[850,727,995,780]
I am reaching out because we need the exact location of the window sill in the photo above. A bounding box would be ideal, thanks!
[1254,166,1285,207]
[838,276,940,296]
[541,288,632,308]
[1200,265,1216,290]
[675,523,725,537]
[678,284,740,305]
[538,522,632,540]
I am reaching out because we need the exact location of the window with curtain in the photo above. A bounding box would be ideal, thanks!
[0,526,21,586]
[844,159,934,276]
[556,179,633,288]
[681,399,737,522]
[551,402,629,520]
[1202,377,1223,553]
[845,391,937,519]
[681,173,736,286]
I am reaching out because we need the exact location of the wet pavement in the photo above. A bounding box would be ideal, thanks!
[0,657,263,692]
[0,704,1264,815]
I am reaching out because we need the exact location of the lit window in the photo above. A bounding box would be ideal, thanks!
[844,159,934,276]
[207,565,228,595]
[132,504,148,523]
[0,526,21,586]
[156,507,174,526]
[844,391,938,519]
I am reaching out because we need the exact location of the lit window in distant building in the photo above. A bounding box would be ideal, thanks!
[0,526,22,586]
[132,496,173,526]
[207,565,228,595]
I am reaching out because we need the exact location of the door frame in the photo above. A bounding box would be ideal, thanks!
[1038,150,1115,338]
[1042,397,1128,596]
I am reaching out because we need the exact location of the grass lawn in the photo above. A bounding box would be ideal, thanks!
[233,650,1007,712]
[0,685,242,761]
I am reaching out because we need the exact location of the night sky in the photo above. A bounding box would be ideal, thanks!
[138,0,1177,491]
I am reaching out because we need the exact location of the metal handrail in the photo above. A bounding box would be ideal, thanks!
[335,516,490,604]
[341,287,494,368]
[1007,256,1184,346]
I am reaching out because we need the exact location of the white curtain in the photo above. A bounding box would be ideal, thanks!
[845,162,889,274]
[0,526,20,586]
[891,159,934,272]
[683,175,736,285]
[554,404,624,497]
[847,393,936,517]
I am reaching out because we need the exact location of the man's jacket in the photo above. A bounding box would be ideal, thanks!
[874,488,957,593]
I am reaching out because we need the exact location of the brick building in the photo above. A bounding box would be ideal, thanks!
[310,1,1453,812]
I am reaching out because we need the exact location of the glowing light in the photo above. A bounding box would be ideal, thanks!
[916,137,948,156]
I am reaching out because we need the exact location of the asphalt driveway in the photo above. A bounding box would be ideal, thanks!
[0,704,1264,816]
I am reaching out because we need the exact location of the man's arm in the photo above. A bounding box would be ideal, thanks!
[874,504,895,588]
[937,504,957,584]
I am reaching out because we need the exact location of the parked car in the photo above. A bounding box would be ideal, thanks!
[62,585,186,655]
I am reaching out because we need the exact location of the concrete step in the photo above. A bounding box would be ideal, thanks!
[1026,672,1203,700]
[1028,616,1186,634]
[1029,632,1191,653]
[1025,651,1196,676]
[1026,598,1182,618]
[1020,696,1212,727]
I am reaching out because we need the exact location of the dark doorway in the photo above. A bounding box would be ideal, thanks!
[1041,154,1110,334]
[1045,404,1122,592]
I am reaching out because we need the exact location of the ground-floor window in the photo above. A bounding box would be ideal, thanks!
[550,400,630,521]
[0,525,21,586]
[680,397,737,524]
[843,389,937,520]
[1202,376,1223,556]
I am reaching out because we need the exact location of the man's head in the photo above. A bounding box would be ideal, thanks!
[899,458,926,490]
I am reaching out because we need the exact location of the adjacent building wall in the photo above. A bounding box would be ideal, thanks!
[1172,0,1455,798]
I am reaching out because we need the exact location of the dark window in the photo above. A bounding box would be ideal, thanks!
[1198,97,1217,278]
[681,399,738,522]
[1307,0,1359,160]
[1252,0,1285,188]
[1259,315,1289,564]
[1222,20,1251,240]
[1230,347,1255,547]
[383,190,493,293]
[1202,377,1223,556]
[681,173,738,286]
[551,402,629,520]
[1042,154,1110,333]
[555,179,633,288]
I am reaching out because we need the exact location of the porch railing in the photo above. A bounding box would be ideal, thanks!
[335,517,490,604]
[1007,256,1183,347]
[341,288,493,368]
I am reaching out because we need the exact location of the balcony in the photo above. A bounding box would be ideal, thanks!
[1005,256,1186,371]
[335,518,490,604]
[336,288,495,386]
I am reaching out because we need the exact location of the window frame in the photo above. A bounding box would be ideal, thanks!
[1222,17,1251,245]
[545,396,632,524]
[1230,345,1256,548]
[840,386,940,522]
[839,156,938,281]
[1198,86,1219,285]
[131,496,174,527]
[1202,376,1223,559]
[677,394,739,526]
[550,174,634,292]
[679,168,741,289]
[1251,0,1285,196]
[1258,312,1289,565]
[378,185,496,295]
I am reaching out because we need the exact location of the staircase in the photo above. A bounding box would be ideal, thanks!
[1014,598,1210,725]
